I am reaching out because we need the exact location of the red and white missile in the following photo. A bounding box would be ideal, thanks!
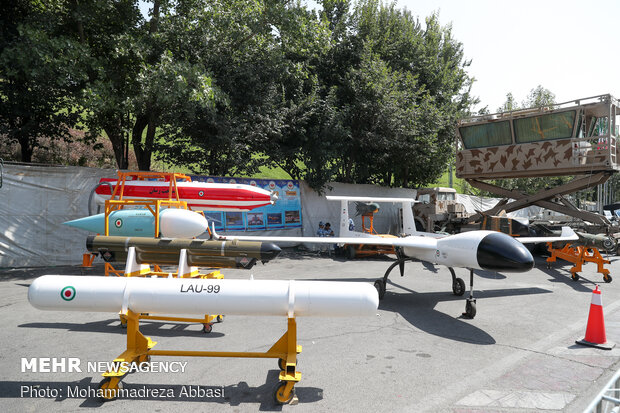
[28,276,379,317]
[94,179,278,211]
[63,208,209,238]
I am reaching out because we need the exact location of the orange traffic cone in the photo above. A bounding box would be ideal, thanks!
[576,285,615,350]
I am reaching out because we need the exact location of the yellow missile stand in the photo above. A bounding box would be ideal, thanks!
[116,246,224,333]
[546,242,612,283]
[99,309,302,405]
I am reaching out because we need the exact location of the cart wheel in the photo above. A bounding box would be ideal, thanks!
[216,315,224,323]
[138,354,151,365]
[604,274,612,283]
[463,300,476,319]
[571,273,580,281]
[202,323,213,333]
[273,381,295,405]
[98,377,123,402]
[452,278,466,296]
[278,358,297,370]
[546,262,552,269]
[374,280,386,300]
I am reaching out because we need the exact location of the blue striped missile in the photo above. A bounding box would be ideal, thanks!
[63,208,209,238]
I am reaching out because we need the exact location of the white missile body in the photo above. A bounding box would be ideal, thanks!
[28,275,378,317]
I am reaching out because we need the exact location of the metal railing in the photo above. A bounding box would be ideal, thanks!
[583,368,620,413]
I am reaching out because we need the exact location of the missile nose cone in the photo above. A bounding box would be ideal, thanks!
[270,191,279,203]
[260,242,281,262]
[476,232,534,273]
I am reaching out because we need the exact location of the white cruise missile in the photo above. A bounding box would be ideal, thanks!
[28,276,378,317]
[63,208,208,238]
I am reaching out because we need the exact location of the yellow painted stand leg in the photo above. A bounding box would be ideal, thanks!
[100,310,157,400]
[102,313,302,405]
[272,318,302,404]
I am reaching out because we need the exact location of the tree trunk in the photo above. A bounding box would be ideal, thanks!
[104,119,127,169]
[132,114,148,170]
[17,134,33,163]
[131,112,155,171]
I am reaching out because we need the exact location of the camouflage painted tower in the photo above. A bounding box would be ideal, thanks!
[455,94,620,226]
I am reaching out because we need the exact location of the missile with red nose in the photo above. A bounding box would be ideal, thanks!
[94,179,278,211]
[64,208,209,238]
[28,275,379,317]
[86,235,282,269]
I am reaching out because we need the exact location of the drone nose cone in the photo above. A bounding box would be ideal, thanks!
[260,242,281,262]
[476,232,534,272]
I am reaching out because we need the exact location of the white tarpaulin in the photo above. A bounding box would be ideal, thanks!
[0,164,117,267]
[456,193,556,222]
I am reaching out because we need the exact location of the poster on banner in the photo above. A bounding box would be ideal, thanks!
[190,176,302,232]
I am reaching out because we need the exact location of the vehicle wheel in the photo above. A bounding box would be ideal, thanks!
[273,381,294,405]
[452,278,466,296]
[604,274,612,283]
[98,378,123,402]
[374,280,386,300]
[216,315,224,323]
[571,273,580,281]
[202,323,213,333]
[463,300,476,319]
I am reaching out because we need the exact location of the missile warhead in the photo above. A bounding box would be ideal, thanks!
[64,208,208,238]
[29,275,379,317]
[86,235,281,268]
[574,231,617,252]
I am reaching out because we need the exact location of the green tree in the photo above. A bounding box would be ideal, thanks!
[0,2,86,162]
[309,2,475,189]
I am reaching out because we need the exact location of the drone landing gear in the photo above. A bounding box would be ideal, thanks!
[461,269,477,319]
[449,267,476,318]
[374,253,409,300]
[374,260,478,319]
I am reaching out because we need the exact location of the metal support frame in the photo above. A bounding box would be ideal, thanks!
[115,249,224,332]
[546,243,612,283]
[100,309,302,404]
[466,172,613,226]
[583,368,620,413]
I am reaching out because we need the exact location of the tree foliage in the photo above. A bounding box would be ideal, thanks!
[1,0,477,192]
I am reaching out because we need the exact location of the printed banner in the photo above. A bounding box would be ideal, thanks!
[190,176,302,232]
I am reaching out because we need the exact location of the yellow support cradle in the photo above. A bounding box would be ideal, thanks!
[99,309,302,405]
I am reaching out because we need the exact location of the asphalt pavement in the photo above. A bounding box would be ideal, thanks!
[1,249,619,412]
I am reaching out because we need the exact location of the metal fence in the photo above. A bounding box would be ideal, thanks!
[584,368,620,413]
